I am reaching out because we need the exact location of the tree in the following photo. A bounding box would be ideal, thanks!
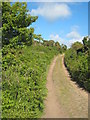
[82,36,89,52]
[33,34,43,43]
[55,41,61,51]
[48,40,55,47]
[2,2,38,47]
[61,44,67,53]
[55,41,60,47]
[71,41,83,54]
[43,40,49,46]
[71,42,83,51]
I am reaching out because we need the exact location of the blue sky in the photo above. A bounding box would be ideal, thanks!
[26,2,88,47]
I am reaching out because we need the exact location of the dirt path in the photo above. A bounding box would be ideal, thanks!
[42,56,68,118]
[42,55,88,118]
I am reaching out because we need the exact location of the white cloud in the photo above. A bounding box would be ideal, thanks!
[67,36,84,47]
[50,34,66,45]
[66,31,81,39]
[49,31,84,48]
[50,34,61,42]
[30,3,71,21]
[66,29,85,47]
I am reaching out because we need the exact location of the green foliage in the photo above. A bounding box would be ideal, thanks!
[43,40,63,53]
[71,41,83,51]
[2,46,59,118]
[33,34,43,43]
[61,44,67,53]
[1,2,68,118]
[43,40,54,47]
[47,40,55,47]
[83,36,89,52]
[64,39,90,92]
[55,41,61,51]
[2,2,38,47]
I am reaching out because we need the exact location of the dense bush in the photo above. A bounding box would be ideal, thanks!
[2,45,59,118]
[64,38,90,92]
[2,2,61,118]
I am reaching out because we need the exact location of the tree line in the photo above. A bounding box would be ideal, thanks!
[2,2,67,54]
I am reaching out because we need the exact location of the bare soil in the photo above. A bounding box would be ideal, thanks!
[42,55,88,118]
